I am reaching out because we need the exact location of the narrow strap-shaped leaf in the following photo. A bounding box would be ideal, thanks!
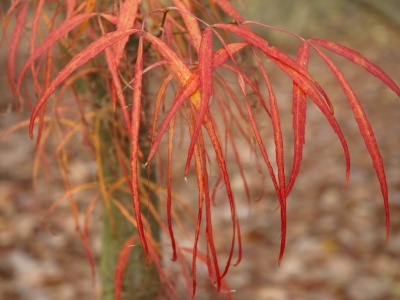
[150,74,175,144]
[185,27,213,175]
[244,100,280,200]
[66,0,76,19]
[286,42,309,196]
[143,33,193,87]
[211,0,244,22]
[203,113,238,283]
[213,23,335,113]
[8,1,28,97]
[99,20,132,136]
[17,13,97,94]
[114,236,137,300]
[272,57,351,190]
[130,36,150,265]
[172,0,202,53]
[309,42,390,243]
[114,0,141,67]
[167,115,177,261]
[309,39,400,97]
[29,29,139,139]
[68,0,96,48]
[147,42,248,162]
[252,48,286,263]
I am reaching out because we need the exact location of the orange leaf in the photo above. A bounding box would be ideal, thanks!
[29,29,140,139]
[309,42,390,243]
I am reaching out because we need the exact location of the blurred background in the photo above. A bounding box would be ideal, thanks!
[1,0,400,299]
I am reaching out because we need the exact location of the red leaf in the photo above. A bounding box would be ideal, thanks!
[272,57,351,191]
[286,42,309,196]
[99,20,131,136]
[8,1,28,97]
[167,115,177,262]
[213,23,335,113]
[114,0,141,66]
[150,74,175,144]
[114,236,137,300]
[172,0,202,52]
[17,13,97,95]
[252,48,286,263]
[309,42,390,243]
[29,29,140,139]
[130,36,150,265]
[147,42,248,162]
[185,27,213,175]
[68,0,96,48]
[309,39,400,97]
[211,0,244,22]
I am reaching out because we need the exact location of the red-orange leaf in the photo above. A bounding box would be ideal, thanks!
[17,13,97,94]
[309,42,390,243]
[115,236,137,300]
[172,0,202,53]
[8,1,28,97]
[286,42,309,196]
[29,29,140,139]
[185,27,213,175]
[130,36,150,265]
[114,0,141,66]
[147,42,248,163]
[213,23,334,113]
[272,57,351,190]
[309,39,400,97]
[211,0,244,22]
[252,48,286,263]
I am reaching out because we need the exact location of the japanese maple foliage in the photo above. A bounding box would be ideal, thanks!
[3,0,399,299]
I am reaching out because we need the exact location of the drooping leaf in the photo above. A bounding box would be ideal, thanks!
[98,19,131,136]
[286,42,309,196]
[309,42,390,243]
[252,48,286,263]
[130,36,150,265]
[167,115,177,262]
[309,39,400,97]
[211,0,244,22]
[115,236,137,300]
[185,27,213,175]
[8,1,28,97]
[147,42,248,162]
[29,29,140,138]
[17,13,97,94]
[114,0,141,66]
[272,57,351,190]
[213,23,335,113]
[68,0,96,47]
[172,0,202,53]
